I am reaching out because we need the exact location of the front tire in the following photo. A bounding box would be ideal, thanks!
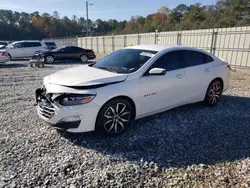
[204,80,223,106]
[45,55,55,64]
[80,55,88,63]
[96,99,134,136]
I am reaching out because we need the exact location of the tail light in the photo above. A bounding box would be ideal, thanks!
[227,64,236,72]
[44,47,49,50]
[1,52,7,57]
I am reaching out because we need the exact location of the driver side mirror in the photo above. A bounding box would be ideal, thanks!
[148,68,166,76]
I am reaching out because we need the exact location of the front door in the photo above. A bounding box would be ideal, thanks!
[7,43,24,58]
[138,50,187,116]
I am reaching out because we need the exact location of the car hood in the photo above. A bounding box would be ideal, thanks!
[44,65,128,87]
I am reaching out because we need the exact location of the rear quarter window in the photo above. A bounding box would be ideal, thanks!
[204,54,214,63]
[182,50,214,68]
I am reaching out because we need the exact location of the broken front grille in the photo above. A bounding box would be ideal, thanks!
[36,88,55,119]
[38,100,55,119]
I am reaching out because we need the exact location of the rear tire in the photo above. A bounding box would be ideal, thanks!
[204,80,223,106]
[95,99,134,136]
[80,55,88,63]
[45,55,55,64]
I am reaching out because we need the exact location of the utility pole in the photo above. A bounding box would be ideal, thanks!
[86,1,93,37]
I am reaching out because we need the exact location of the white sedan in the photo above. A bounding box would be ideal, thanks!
[35,45,231,136]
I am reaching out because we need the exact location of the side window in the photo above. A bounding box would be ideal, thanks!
[204,54,214,63]
[146,51,182,74]
[13,43,23,48]
[64,47,74,53]
[72,47,82,52]
[23,42,42,48]
[33,42,42,47]
[182,50,204,67]
[182,50,214,68]
[23,42,32,48]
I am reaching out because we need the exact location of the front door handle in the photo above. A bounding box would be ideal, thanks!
[205,68,211,72]
[176,74,184,79]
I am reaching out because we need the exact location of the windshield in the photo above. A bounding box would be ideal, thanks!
[93,49,158,74]
[6,42,15,48]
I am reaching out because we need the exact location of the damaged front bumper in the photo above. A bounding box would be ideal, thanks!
[35,87,81,131]
[34,86,100,133]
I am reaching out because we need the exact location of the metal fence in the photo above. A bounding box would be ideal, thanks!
[43,36,78,47]
[44,26,250,67]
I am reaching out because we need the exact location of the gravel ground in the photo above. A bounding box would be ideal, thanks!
[0,56,250,187]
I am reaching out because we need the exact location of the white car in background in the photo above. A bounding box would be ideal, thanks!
[6,40,48,59]
[35,45,231,136]
[0,50,10,63]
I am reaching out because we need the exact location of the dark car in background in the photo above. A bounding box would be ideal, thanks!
[44,42,57,50]
[33,46,96,63]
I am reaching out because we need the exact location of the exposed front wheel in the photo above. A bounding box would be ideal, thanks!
[204,80,223,106]
[80,55,88,63]
[45,56,55,64]
[96,99,134,136]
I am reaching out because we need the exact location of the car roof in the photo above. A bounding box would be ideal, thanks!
[13,40,41,43]
[125,44,205,53]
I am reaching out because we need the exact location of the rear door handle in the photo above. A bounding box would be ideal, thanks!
[205,68,211,72]
[176,74,184,79]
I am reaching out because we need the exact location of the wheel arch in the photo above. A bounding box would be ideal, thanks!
[97,95,137,120]
[80,54,88,60]
[7,52,11,59]
[45,54,55,63]
[210,77,224,90]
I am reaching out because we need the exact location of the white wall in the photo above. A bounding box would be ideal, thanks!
[78,26,250,67]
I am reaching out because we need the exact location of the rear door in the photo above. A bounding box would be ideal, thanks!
[61,47,80,60]
[22,42,39,57]
[57,47,72,60]
[32,42,44,54]
[181,50,214,103]
[71,47,83,60]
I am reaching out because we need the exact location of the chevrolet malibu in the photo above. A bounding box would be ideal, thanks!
[35,45,231,136]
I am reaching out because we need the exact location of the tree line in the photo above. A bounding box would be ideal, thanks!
[0,0,249,40]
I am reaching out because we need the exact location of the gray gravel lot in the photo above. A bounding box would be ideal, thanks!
[0,56,250,187]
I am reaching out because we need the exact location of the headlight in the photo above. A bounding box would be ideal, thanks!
[59,94,96,106]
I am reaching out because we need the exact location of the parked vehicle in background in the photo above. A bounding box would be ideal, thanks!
[0,50,10,63]
[33,46,96,63]
[6,40,48,59]
[35,44,231,136]
[44,42,57,50]
[0,41,11,49]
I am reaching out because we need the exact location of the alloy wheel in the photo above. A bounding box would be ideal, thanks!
[46,56,54,64]
[207,81,222,105]
[103,102,131,134]
[81,55,88,62]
